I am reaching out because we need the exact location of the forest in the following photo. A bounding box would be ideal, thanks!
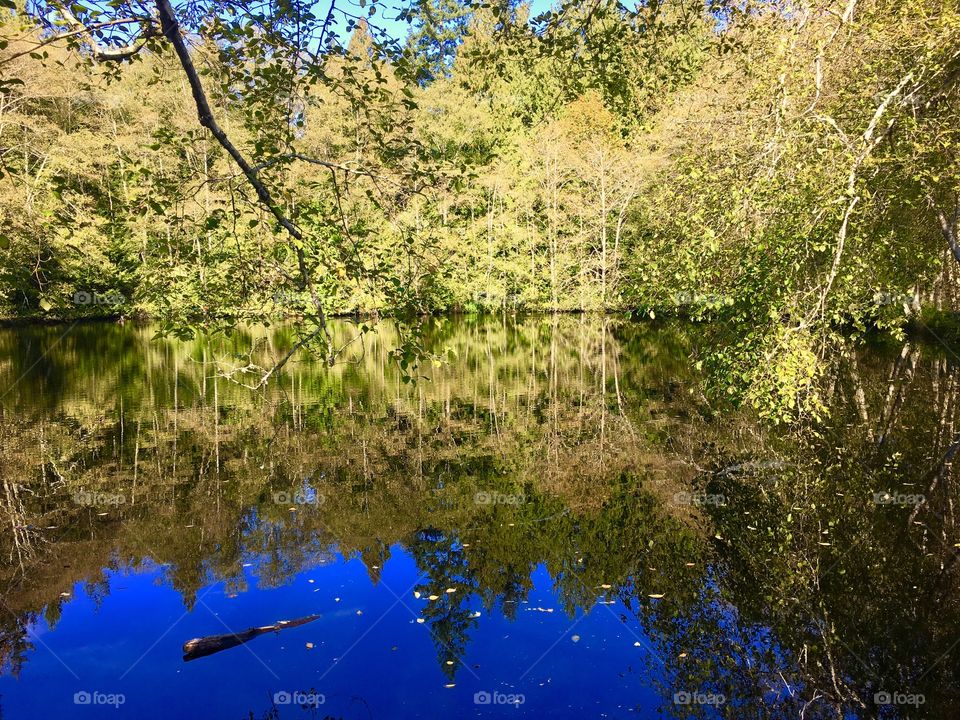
[1,0,959,420]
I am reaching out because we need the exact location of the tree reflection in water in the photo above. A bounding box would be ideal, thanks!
[0,317,957,718]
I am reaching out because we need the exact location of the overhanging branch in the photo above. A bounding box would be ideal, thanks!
[154,0,335,362]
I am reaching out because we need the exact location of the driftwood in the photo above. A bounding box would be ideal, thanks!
[182,614,320,661]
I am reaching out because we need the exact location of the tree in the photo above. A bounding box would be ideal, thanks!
[405,0,473,82]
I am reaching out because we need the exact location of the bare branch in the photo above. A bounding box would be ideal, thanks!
[0,18,147,66]
[47,2,155,61]
[815,72,916,320]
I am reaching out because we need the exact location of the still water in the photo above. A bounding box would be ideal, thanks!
[0,316,956,718]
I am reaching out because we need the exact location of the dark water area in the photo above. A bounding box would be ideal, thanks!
[0,317,956,719]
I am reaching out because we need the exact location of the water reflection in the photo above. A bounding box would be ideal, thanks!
[0,317,957,718]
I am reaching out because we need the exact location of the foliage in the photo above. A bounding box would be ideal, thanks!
[0,0,958,419]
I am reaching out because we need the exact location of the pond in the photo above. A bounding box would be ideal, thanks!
[0,316,956,718]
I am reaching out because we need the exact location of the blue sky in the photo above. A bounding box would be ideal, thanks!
[326,0,559,45]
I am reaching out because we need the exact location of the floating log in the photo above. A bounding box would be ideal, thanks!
[182,614,320,661]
